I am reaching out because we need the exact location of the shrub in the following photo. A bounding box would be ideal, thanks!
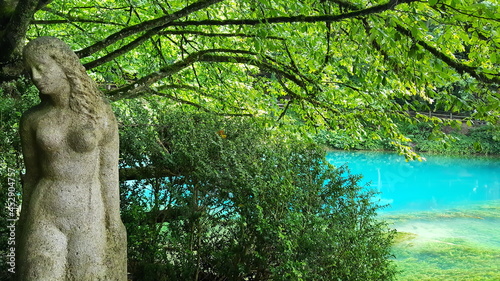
[118,105,396,280]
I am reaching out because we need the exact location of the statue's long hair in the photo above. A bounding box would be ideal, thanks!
[23,36,103,122]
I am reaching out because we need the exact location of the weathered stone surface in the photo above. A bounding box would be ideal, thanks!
[17,36,127,281]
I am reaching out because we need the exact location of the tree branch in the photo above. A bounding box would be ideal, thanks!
[76,0,414,62]
[106,49,259,100]
[395,24,500,85]
[32,19,125,25]
[104,49,203,99]
[119,166,178,181]
[105,48,333,120]
[75,0,224,59]
[83,25,164,69]
[159,30,284,40]
[148,87,253,117]
[182,54,337,114]
[167,0,417,27]
[158,84,251,111]
[441,4,500,22]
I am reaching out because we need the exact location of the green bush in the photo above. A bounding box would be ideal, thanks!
[118,104,396,280]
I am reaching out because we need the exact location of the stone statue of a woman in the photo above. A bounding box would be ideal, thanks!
[17,37,127,280]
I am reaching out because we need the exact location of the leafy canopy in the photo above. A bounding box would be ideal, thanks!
[0,0,498,158]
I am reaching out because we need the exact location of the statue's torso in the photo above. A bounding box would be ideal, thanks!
[24,106,106,227]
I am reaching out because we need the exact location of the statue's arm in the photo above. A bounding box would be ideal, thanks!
[99,105,127,279]
[20,112,39,201]
[99,107,123,227]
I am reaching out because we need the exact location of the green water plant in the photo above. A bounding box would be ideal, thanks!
[388,201,500,281]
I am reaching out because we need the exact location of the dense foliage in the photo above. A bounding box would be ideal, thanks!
[1,0,499,158]
[117,105,396,280]
[316,121,500,155]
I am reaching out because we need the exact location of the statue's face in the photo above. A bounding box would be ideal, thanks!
[26,54,70,97]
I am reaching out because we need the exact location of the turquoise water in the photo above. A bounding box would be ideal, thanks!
[327,151,500,280]
[326,151,500,212]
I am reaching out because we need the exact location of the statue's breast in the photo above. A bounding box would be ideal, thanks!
[67,126,98,153]
[36,119,98,154]
[36,124,66,152]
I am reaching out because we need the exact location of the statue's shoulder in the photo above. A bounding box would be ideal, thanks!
[20,104,46,127]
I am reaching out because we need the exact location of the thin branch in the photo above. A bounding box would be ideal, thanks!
[150,37,168,65]
[168,0,418,27]
[76,0,224,58]
[276,77,296,122]
[150,88,253,117]
[201,54,340,114]
[83,25,164,69]
[441,4,500,22]
[159,84,240,106]
[32,19,125,25]
[159,30,284,40]
[284,42,300,73]
[277,99,292,122]
[195,54,308,89]
[106,49,258,100]
[395,24,500,85]
[68,5,131,11]
[150,88,210,111]
[37,6,126,26]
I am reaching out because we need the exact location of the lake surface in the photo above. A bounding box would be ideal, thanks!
[326,151,500,212]
[327,151,500,280]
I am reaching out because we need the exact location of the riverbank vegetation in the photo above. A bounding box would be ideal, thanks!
[315,121,500,156]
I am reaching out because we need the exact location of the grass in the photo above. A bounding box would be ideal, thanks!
[383,200,500,280]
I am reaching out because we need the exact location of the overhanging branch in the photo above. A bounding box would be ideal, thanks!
[107,49,258,100]
[77,0,415,64]
[83,26,164,69]
[105,48,342,118]
[167,0,417,27]
[33,6,125,26]
[149,87,253,117]
[159,30,284,40]
[75,0,224,58]
[106,48,342,119]
[395,24,500,85]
